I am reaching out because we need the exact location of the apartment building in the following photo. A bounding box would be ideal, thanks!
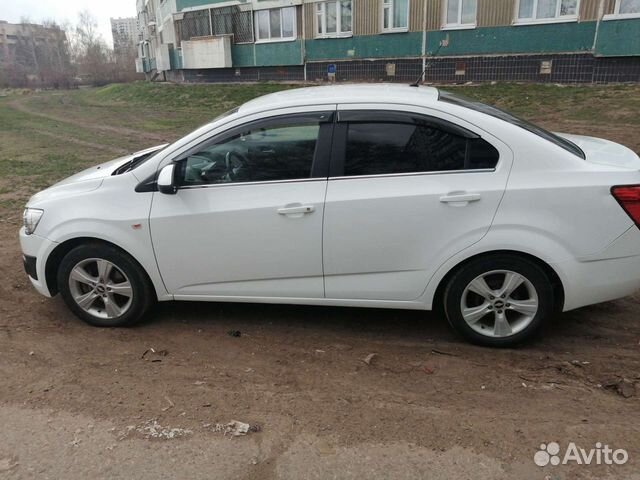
[111,17,142,54]
[0,20,70,86]
[135,0,640,83]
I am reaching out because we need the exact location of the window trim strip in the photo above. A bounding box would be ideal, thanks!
[177,177,327,191]
[328,168,496,182]
[173,168,498,191]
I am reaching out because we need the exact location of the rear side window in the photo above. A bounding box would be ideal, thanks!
[343,122,499,177]
[438,90,586,159]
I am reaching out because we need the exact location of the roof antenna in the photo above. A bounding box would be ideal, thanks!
[410,37,448,87]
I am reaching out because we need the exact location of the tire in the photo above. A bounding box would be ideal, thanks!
[57,243,155,327]
[443,254,554,347]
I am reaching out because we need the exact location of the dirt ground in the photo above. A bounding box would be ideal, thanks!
[1,84,640,479]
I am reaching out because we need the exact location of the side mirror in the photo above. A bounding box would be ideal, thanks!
[157,164,177,195]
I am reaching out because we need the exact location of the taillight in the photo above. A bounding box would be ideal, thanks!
[611,185,640,227]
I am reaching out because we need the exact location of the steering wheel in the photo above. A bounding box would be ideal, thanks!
[224,150,249,181]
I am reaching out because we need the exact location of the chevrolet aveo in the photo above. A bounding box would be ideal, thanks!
[19,85,640,347]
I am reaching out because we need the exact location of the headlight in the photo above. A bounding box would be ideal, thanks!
[23,208,44,235]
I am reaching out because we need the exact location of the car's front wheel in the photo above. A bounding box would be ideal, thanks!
[57,243,155,327]
[443,254,554,347]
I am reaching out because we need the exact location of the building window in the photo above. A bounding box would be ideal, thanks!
[315,1,352,38]
[382,0,409,32]
[181,7,254,44]
[255,7,296,43]
[516,0,579,23]
[612,0,640,15]
[443,0,477,28]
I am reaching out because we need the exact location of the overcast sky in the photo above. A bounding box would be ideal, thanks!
[0,0,137,46]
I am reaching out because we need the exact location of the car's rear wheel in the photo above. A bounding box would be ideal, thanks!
[443,254,554,347]
[57,243,154,327]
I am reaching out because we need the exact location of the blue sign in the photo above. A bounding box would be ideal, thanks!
[327,64,336,74]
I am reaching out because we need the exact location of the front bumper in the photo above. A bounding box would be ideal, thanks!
[19,227,57,297]
[23,254,37,280]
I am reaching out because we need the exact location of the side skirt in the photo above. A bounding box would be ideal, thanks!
[170,294,429,311]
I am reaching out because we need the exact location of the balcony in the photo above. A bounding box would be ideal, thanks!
[181,35,232,69]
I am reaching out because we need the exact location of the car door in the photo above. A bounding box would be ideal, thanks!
[322,106,512,301]
[150,110,334,299]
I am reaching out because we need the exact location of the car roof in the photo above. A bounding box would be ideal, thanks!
[238,84,441,114]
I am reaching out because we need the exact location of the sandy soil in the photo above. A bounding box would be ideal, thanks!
[1,218,640,479]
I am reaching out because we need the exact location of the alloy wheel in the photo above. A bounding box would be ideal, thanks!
[460,270,539,338]
[68,258,133,319]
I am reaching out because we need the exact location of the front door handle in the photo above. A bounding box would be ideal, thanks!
[440,192,481,204]
[277,205,315,215]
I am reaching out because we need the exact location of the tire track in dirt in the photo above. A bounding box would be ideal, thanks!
[8,97,169,144]
[33,130,129,155]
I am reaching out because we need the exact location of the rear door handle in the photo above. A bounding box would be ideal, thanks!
[440,193,482,204]
[277,205,315,215]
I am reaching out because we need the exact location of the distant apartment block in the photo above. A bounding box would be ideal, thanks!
[0,20,70,86]
[135,0,640,83]
[111,16,141,54]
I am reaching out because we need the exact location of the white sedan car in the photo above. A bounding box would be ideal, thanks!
[19,85,640,347]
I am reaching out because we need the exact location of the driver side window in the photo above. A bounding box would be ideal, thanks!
[178,119,322,186]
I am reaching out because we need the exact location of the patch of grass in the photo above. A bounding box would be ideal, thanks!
[1,81,639,215]
[447,83,640,124]
[91,82,297,113]
[0,153,86,178]
[0,197,26,210]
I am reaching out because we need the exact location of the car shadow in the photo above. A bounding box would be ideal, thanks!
[143,300,459,345]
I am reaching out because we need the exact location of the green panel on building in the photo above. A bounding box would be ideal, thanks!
[297,22,604,62]
[595,19,640,56]
[231,44,256,67]
[305,32,423,61]
[426,22,597,56]
[231,41,303,67]
[169,47,183,70]
[255,41,303,66]
[176,0,231,11]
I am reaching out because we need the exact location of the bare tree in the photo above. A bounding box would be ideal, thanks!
[71,10,116,85]
[75,10,101,51]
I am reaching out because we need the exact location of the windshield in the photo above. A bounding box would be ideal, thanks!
[438,91,585,159]
[115,108,240,176]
